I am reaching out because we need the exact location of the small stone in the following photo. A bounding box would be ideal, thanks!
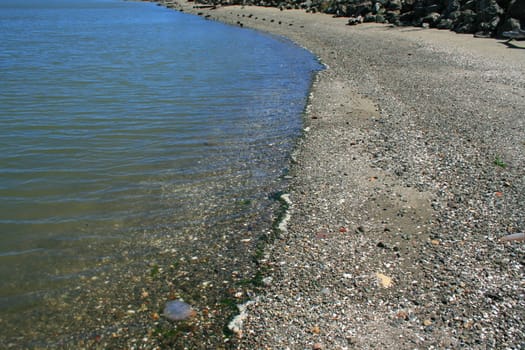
[313,343,323,350]
[423,319,433,326]
[311,325,321,334]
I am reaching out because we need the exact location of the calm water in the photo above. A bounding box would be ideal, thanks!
[0,0,320,340]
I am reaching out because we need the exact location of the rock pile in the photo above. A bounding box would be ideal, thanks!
[202,0,525,37]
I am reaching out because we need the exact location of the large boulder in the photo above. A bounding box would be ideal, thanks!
[200,0,519,37]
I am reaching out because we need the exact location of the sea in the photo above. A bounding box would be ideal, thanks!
[0,0,321,346]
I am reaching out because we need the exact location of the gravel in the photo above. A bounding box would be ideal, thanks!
[166,2,525,349]
[6,1,522,348]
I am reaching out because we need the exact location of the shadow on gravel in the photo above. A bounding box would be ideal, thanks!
[501,40,525,49]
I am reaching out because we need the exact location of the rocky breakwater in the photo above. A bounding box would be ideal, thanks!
[197,0,525,37]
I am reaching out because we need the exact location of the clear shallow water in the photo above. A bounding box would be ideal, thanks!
[0,0,321,321]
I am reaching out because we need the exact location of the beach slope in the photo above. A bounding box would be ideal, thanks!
[165,2,525,348]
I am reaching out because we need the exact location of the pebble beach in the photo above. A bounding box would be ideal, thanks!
[4,0,523,348]
[162,2,525,349]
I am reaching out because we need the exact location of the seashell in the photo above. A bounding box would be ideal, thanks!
[163,300,195,321]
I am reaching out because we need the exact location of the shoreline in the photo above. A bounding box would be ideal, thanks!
[163,2,525,348]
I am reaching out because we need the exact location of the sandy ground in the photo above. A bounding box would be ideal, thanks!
[164,2,525,349]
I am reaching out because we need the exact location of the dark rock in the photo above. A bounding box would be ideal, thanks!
[499,17,522,35]
[399,10,415,24]
[364,13,377,21]
[426,4,442,13]
[376,13,386,22]
[455,9,478,33]
[423,11,441,26]
[386,0,402,11]
[204,0,518,37]
[447,10,462,21]
[356,1,374,16]
[385,10,401,24]
[445,0,461,14]
[436,18,454,29]
[508,0,525,21]
[477,0,504,20]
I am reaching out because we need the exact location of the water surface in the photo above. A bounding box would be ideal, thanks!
[0,0,321,346]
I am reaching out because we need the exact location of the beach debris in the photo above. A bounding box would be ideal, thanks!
[163,300,196,321]
[228,300,255,338]
[499,232,525,242]
[502,28,525,40]
[375,272,393,288]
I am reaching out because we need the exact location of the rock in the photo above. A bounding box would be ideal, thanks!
[205,0,518,37]
[508,0,525,21]
[364,13,377,22]
[163,300,196,321]
[347,15,364,25]
[476,0,504,35]
[445,0,461,14]
[423,12,441,26]
[387,0,402,11]
[455,10,478,33]
[436,18,454,29]
[376,14,386,23]
[399,10,415,24]
[385,10,401,24]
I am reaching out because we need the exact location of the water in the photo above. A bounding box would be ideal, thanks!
[0,0,321,346]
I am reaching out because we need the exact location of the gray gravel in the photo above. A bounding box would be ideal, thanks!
[165,3,525,349]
